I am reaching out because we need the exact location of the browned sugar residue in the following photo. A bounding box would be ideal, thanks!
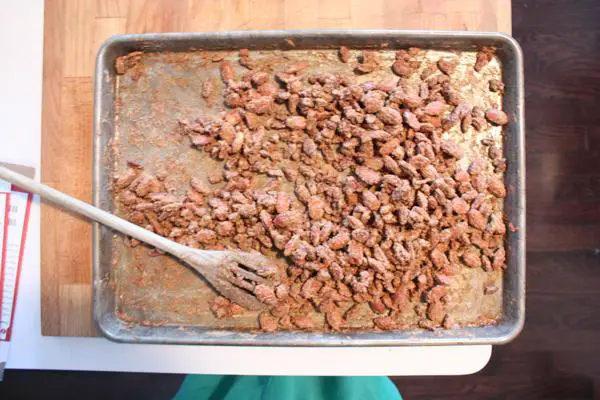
[112,46,507,332]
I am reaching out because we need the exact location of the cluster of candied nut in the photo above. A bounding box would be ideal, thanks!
[115,46,508,332]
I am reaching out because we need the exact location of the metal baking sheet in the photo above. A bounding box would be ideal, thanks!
[93,30,525,346]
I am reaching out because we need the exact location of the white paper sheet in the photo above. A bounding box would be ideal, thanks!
[0,192,8,378]
[0,192,27,341]
[0,193,6,258]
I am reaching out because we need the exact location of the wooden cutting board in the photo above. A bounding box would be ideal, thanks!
[41,0,511,337]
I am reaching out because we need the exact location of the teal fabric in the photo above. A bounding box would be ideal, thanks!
[173,375,402,400]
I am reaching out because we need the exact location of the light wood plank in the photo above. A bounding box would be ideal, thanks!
[41,0,66,336]
[41,0,512,337]
[63,0,96,77]
[59,284,94,336]
[96,0,130,18]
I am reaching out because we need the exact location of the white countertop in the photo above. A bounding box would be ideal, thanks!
[0,0,491,375]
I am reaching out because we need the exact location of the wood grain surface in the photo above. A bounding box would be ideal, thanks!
[41,0,511,337]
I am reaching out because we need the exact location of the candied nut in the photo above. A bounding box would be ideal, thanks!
[225,92,243,107]
[347,240,364,264]
[468,159,485,176]
[258,311,278,332]
[475,47,495,72]
[374,316,396,330]
[382,156,401,175]
[441,112,459,131]
[303,138,318,156]
[274,210,304,230]
[270,303,289,318]
[362,92,384,113]
[286,61,309,74]
[391,290,409,311]
[219,123,236,144]
[378,106,403,125]
[295,184,311,204]
[133,173,160,197]
[430,248,448,268]
[231,131,245,153]
[258,81,279,97]
[115,57,126,74]
[276,193,291,214]
[493,247,506,269]
[451,197,470,214]
[355,166,382,185]
[251,71,270,86]
[494,158,507,173]
[488,212,506,235]
[293,314,314,329]
[379,139,400,157]
[422,100,446,116]
[274,284,289,301]
[440,140,463,159]
[209,296,231,319]
[236,203,258,218]
[244,112,261,131]
[286,116,307,130]
[196,229,217,243]
[420,65,436,80]
[403,110,421,131]
[346,215,364,229]
[230,303,245,315]
[352,228,370,244]
[442,86,462,107]
[488,145,502,160]
[220,61,235,82]
[392,60,411,77]
[308,196,326,220]
[115,169,138,189]
[472,105,485,118]
[216,221,235,236]
[201,79,214,99]
[437,58,456,75]
[255,284,278,305]
[489,79,505,92]
[362,191,381,211]
[426,301,444,324]
[355,62,377,74]
[472,116,487,131]
[326,308,343,330]
[282,167,298,182]
[246,97,273,114]
[484,284,499,295]
[409,155,430,169]
[339,46,351,63]
[467,209,487,230]
[485,108,508,125]
[462,247,482,268]
[442,314,455,329]
[377,78,399,93]
[329,230,350,250]
[461,113,472,133]
[301,278,322,299]
[487,177,507,197]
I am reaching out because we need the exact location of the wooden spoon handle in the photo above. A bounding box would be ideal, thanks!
[0,166,186,258]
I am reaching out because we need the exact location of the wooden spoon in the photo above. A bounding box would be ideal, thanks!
[0,166,279,310]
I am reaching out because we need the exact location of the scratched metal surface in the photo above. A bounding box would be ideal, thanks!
[93,30,525,345]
